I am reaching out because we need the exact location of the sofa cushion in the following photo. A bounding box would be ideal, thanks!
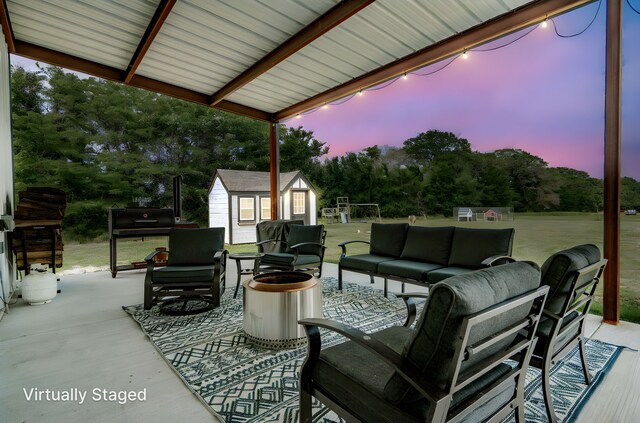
[425,266,474,283]
[152,265,216,283]
[540,244,601,315]
[370,223,409,258]
[286,224,324,255]
[167,227,225,266]
[400,226,455,265]
[378,260,443,282]
[383,261,541,404]
[448,228,514,268]
[341,254,397,272]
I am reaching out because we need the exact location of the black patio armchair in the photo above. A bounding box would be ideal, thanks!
[258,224,326,277]
[299,261,549,423]
[530,244,607,423]
[144,227,227,314]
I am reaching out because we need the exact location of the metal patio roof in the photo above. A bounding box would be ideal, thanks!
[1,0,594,122]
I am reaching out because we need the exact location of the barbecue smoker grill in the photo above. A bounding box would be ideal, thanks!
[109,208,175,278]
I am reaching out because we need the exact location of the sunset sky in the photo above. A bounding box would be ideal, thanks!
[10,1,640,179]
[284,1,640,180]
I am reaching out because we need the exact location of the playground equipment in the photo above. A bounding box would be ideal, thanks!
[322,197,381,224]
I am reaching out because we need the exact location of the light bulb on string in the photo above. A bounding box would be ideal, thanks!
[357,90,363,96]
[322,104,329,109]
[462,50,468,59]
[402,73,408,80]
[295,114,301,119]
[541,19,548,28]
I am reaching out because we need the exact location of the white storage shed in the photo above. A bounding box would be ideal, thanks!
[208,169,318,244]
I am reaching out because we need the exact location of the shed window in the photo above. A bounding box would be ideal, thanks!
[260,197,271,220]
[293,192,305,214]
[239,197,255,221]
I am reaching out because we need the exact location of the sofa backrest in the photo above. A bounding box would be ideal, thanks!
[369,223,408,258]
[400,226,455,266]
[167,227,225,266]
[383,261,542,404]
[540,244,602,315]
[448,227,515,268]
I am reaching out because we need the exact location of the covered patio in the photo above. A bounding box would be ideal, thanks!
[1,265,639,422]
[0,0,633,421]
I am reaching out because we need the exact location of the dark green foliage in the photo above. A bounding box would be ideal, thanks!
[63,201,110,241]
[11,65,638,240]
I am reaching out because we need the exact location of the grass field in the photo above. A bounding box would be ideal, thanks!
[59,213,640,322]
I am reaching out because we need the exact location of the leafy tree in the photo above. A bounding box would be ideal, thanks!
[279,126,328,176]
[403,130,471,164]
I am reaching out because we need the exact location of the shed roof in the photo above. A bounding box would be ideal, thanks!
[214,169,304,193]
[1,0,593,122]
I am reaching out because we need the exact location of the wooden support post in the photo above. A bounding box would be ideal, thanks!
[603,0,622,324]
[269,122,279,220]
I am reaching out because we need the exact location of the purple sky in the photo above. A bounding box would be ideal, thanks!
[285,1,640,180]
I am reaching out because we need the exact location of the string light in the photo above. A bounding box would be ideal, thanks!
[322,104,329,109]
[462,50,468,59]
[357,90,363,96]
[402,73,408,80]
[541,18,548,28]
[296,114,301,119]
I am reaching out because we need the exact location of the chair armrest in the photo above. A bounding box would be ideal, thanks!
[395,293,430,327]
[144,250,167,263]
[299,318,450,404]
[481,255,515,267]
[338,240,370,257]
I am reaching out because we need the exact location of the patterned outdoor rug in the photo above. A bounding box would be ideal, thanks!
[123,278,622,423]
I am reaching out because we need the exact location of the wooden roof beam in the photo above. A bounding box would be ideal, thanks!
[209,0,375,107]
[275,0,595,121]
[12,41,272,121]
[0,0,16,53]
[124,0,176,84]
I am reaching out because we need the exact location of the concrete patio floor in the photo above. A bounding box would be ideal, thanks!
[0,263,638,422]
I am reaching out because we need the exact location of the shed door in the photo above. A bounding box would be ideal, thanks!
[291,191,308,224]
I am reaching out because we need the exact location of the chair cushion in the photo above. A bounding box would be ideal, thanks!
[534,311,581,356]
[167,227,225,266]
[377,260,443,282]
[447,227,514,268]
[540,244,601,315]
[425,266,474,283]
[152,265,216,283]
[400,226,455,265]
[383,261,541,404]
[370,223,409,258]
[340,254,397,272]
[286,224,324,255]
[315,326,516,423]
[261,253,320,266]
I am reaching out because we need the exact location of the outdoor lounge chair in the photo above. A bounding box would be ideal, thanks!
[530,244,607,423]
[258,224,326,276]
[144,227,227,314]
[299,261,549,423]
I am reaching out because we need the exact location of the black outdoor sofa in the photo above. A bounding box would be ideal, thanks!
[339,223,515,296]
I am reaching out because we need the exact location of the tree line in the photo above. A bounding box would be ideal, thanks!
[10,66,640,239]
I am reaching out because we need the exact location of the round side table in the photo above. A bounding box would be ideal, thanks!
[229,253,264,298]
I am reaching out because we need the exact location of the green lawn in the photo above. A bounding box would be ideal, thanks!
[60,213,640,322]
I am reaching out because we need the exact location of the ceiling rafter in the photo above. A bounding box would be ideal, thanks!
[0,0,16,53]
[124,0,176,84]
[209,0,376,107]
[12,40,272,121]
[275,0,594,121]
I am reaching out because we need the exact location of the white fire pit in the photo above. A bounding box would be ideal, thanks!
[243,272,322,348]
